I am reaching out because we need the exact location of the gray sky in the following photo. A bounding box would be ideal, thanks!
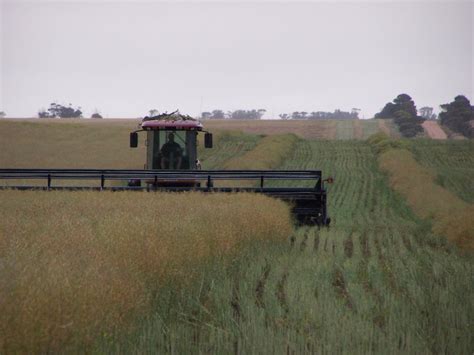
[1,0,472,118]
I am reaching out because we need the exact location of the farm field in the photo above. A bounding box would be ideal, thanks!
[0,118,397,143]
[0,120,473,353]
[205,118,392,140]
[104,139,473,353]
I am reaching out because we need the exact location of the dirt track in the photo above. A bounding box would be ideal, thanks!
[422,121,447,139]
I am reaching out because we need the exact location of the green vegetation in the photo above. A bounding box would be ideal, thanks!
[439,95,474,138]
[0,120,473,353]
[335,119,380,139]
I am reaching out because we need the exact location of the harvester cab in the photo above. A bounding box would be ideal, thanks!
[129,112,212,170]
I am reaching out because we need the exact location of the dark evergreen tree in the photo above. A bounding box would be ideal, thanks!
[375,94,424,137]
[439,95,474,138]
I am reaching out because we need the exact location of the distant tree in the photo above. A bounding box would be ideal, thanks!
[38,110,50,118]
[149,109,159,117]
[393,94,417,117]
[38,103,82,118]
[203,109,266,119]
[211,109,226,119]
[201,111,212,120]
[439,95,474,138]
[375,102,397,119]
[0,111,6,118]
[91,112,103,119]
[230,110,247,119]
[229,109,265,119]
[419,106,436,120]
[281,109,359,120]
[393,110,423,137]
[351,108,361,119]
[375,94,417,119]
[375,94,423,137]
[308,111,328,119]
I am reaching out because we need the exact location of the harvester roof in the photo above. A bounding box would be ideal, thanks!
[141,110,203,131]
[141,120,203,131]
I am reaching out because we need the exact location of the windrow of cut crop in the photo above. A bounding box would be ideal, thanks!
[223,134,298,170]
[198,130,261,170]
[217,133,298,187]
[367,133,474,251]
[0,190,293,353]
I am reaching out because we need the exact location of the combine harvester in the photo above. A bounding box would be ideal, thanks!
[0,112,331,225]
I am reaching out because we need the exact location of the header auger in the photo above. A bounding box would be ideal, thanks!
[0,112,331,226]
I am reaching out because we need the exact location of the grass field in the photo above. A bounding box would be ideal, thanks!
[0,119,473,353]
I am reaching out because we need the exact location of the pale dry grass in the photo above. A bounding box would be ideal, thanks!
[370,134,474,251]
[0,120,144,169]
[205,119,338,139]
[0,191,292,353]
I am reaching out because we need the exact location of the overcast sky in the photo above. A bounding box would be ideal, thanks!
[1,0,472,118]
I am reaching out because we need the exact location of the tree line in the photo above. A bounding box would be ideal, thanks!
[376,94,473,138]
[279,109,360,120]
[38,103,102,119]
[200,109,267,120]
[201,108,361,120]
[4,96,472,139]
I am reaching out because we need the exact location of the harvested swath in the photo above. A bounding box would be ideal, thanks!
[373,236,399,294]
[276,270,289,315]
[223,134,298,171]
[360,234,371,258]
[344,233,354,258]
[313,232,320,252]
[409,140,474,203]
[255,261,271,309]
[332,268,355,311]
[231,278,242,322]
[357,255,385,330]
[372,134,474,251]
